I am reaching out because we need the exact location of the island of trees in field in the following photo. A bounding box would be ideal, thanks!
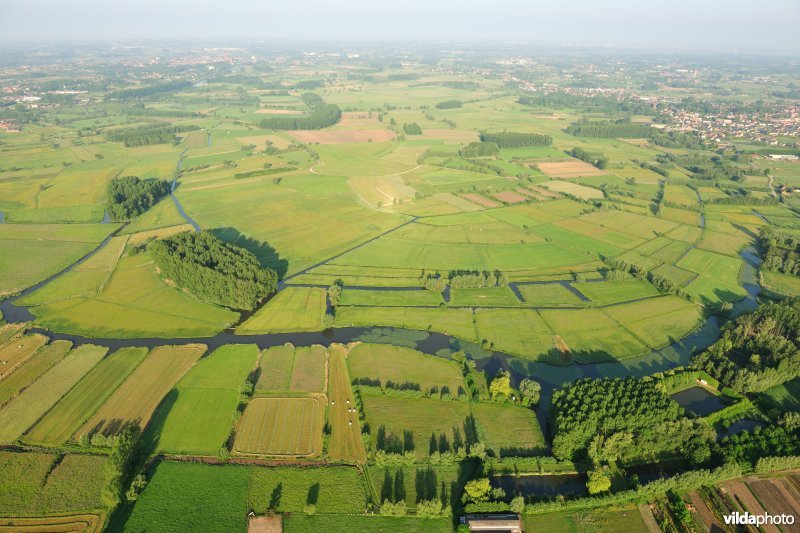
[149,231,278,310]
[479,131,553,148]
[104,123,199,147]
[259,93,341,130]
[106,176,171,221]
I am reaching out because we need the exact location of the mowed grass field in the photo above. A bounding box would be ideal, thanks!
[0,340,72,406]
[0,333,48,379]
[148,344,259,455]
[121,461,249,533]
[233,396,324,457]
[25,252,238,338]
[0,223,116,296]
[327,344,367,463]
[0,451,106,516]
[255,343,327,393]
[0,345,108,444]
[360,392,472,460]
[471,402,546,456]
[79,344,206,438]
[347,343,465,395]
[236,287,326,334]
[24,347,148,446]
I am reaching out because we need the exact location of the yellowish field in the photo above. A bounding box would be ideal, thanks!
[0,513,105,532]
[0,334,47,379]
[233,396,324,457]
[326,344,367,464]
[541,180,604,200]
[236,287,327,334]
[78,344,205,438]
[537,160,607,178]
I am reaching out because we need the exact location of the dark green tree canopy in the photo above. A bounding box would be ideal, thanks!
[149,231,278,310]
[106,175,171,221]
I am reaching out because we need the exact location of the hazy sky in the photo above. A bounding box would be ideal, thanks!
[1,0,798,52]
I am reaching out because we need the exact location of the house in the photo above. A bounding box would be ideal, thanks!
[461,513,523,533]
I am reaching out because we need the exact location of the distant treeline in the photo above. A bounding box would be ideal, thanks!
[442,81,480,90]
[517,93,659,116]
[479,132,552,148]
[259,93,341,130]
[436,100,463,109]
[566,121,651,138]
[104,123,200,147]
[106,176,171,221]
[233,166,296,179]
[149,231,278,310]
[106,80,193,101]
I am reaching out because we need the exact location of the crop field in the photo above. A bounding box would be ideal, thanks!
[347,343,466,394]
[472,402,546,456]
[0,345,107,443]
[284,514,452,532]
[24,347,149,446]
[0,451,106,516]
[360,392,473,460]
[677,248,747,303]
[236,287,326,334]
[233,396,323,457]
[0,340,71,407]
[326,344,367,463]
[537,160,608,178]
[148,344,259,455]
[122,461,249,533]
[335,306,478,342]
[0,514,105,532]
[0,333,48,379]
[79,344,205,438]
[541,180,604,200]
[255,344,327,393]
[572,279,660,305]
[449,287,521,307]
[516,282,588,307]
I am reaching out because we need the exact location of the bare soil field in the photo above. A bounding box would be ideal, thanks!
[288,129,395,144]
[687,490,724,532]
[336,112,384,128]
[492,191,528,204]
[747,478,800,521]
[725,481,779,533]
[538,160,608,178]
[248,515,282,533]
[461,193,500,208]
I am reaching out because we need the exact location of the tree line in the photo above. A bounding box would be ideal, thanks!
[149,231,278,310]
[106,176,171,221]
[479,132,552,148]
[402,122,422,135]
[517,94,659,117]
[566,120,652,138]
[435,100,462,109]
[104,123,199,147]
[460,141,499,158]
[259,93,341,130]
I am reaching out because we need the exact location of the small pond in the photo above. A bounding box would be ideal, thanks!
[671,386,727,416]
[717,418,766,440]
[491,473,587,497]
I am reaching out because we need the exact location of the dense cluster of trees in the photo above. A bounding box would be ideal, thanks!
[403,122,422,135]
[650,130,706,150]
[233,166,295,180]
[460,141,499,158]
[435,100,462,109]
[693,299,800,393]
[716,426,800,467]
[101,426,142,508]
[760,226,800,275]
[550,377,710,463]
[259,93,341,130]
[106,175,171,221]
[149,231,278,310]
[106,80,193,101]
[104,123,199,147]
[479,132,552,148]
[660,153,745,182]
[566,120,651,138]
[448,269,509,289]
[567,147,608,170]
